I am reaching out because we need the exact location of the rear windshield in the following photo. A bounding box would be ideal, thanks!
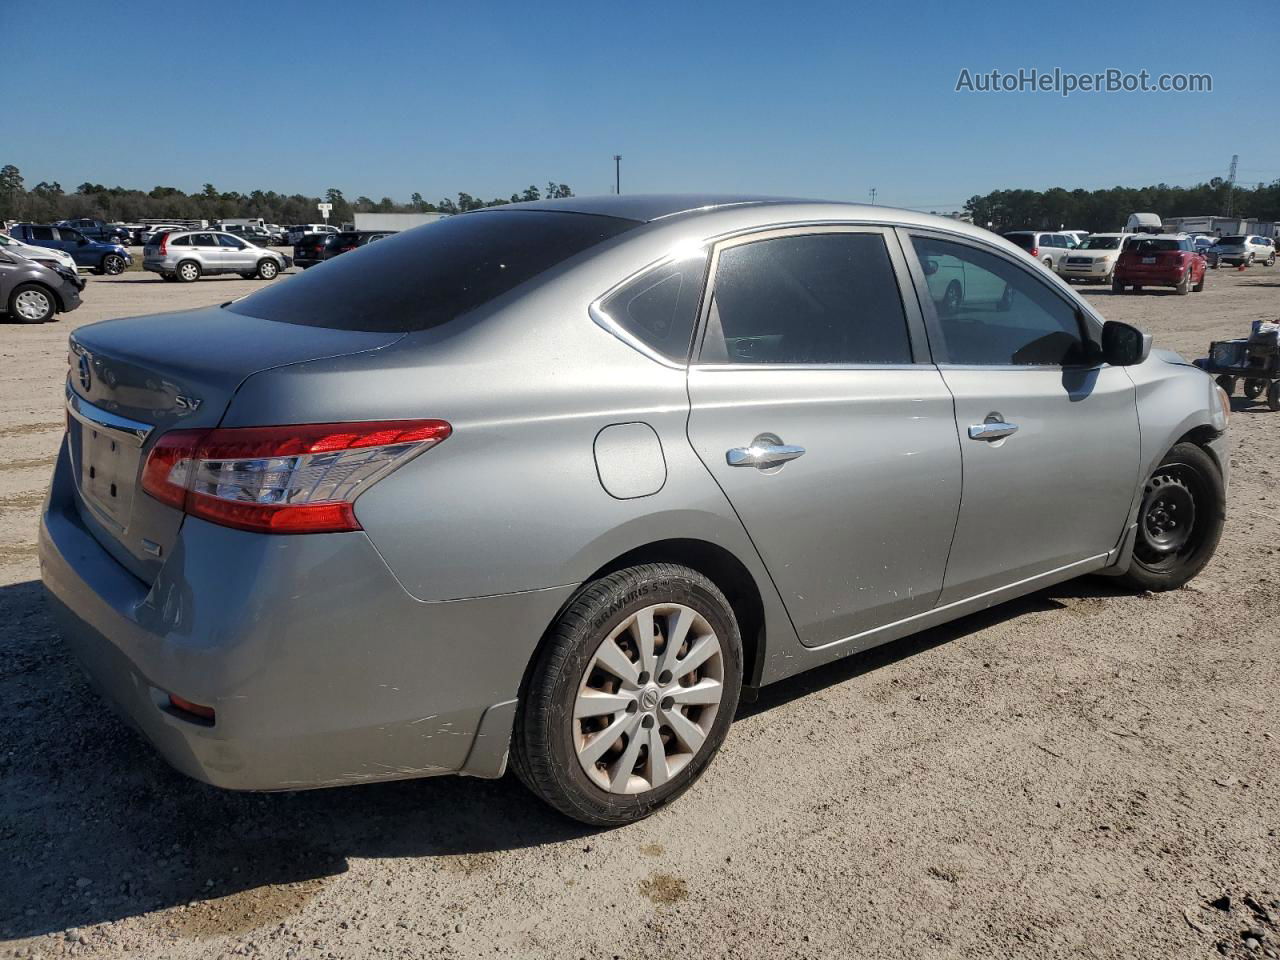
[230,211,638,332]
[1003,233,1034,251]
[1080,236,1122,250]
[1132,239,1181,253]
[1218,236,1245,244]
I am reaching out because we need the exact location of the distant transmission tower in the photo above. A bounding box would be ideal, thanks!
[1225,154,1239,216]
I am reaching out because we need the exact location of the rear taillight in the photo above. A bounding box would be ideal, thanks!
[140,420,451,534]
[1030,247,1039,258]
[158,233,168,255]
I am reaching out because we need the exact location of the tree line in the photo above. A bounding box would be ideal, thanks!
[963,178,1280,232]
[0,164,574,225]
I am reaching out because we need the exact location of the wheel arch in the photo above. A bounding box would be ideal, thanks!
[518,537,770,704]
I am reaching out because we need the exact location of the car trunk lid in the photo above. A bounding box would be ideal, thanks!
[66,306,404,583]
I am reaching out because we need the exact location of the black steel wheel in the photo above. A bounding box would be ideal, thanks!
[1244,379,1267,401]
[1119,442,1224,591]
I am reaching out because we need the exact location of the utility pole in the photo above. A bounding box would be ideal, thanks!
[1224,154,1238,216]
[869,187,877,205]
[614,155,622,195]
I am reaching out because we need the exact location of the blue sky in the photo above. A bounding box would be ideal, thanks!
[8,0,1278,209]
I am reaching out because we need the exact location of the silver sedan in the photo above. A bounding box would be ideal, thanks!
[41,196,1228,825]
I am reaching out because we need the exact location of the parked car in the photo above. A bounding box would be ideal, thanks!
[1113,234,1207,294]
[1002,230,1075,270]
[141,230,291,282]
[320,230,395,260]
[1056,232,1129,284]
[0,231,79,273]
[41,196,1229,826]
[286,223,339,245]
[263,224,288,245]
[1209,235,1276,267]
[217,223,275,248]
[9,224,131,275]
[0,246,84,322]
[57,218,132,245]
[292,233,331,269]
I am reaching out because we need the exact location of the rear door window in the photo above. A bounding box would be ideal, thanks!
[699,231,913,365]
[30,226,56,242]
[1003,234,1034,251]
[229,210,638,332]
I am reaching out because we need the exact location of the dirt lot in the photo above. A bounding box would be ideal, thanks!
[1,267,1278,960]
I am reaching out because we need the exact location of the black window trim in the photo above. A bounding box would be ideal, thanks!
[689,223,933,371]
[897,226,1104,371]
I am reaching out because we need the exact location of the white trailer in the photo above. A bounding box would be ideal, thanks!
[353,213,448,232]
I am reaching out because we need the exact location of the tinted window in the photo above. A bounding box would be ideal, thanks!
[29,226,56,242]
[191,233,217,246]
[1003,233,1034,251]
[599,253,709,361]
[700,232,911,365]
[57,229,85,242]
[216,234,244,248]
[911,236,1087,366]
[1080,236,1122,250]
[229,211,637,332]
[1220,236,1246,244]
[1131,238,1181,253]
[170,235,191,246]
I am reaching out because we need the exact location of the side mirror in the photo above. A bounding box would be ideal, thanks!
[1101,320,1151,366]
[921,258,939,276]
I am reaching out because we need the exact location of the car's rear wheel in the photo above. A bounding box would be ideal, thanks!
[101,253,126,276]
[1111,278,1125,293]
[7,284,56,323]
[1175,269,1191,295]
[1244,378,1267,401]
[1118,442,1224,592]
[1132,285,1143,293]
[1043,257,1053,269]
[256,259,279,280]
[176,260,201,283]
[1266,253,1276,267]
[512,563,743,826]
[1269,381,1280,412]
[1192,270,1205,292]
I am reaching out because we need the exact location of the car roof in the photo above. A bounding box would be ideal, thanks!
[479,194,813,223]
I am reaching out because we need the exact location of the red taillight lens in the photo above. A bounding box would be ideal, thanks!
[140,420,451,534]
[1029,247,1039,258]
[158,233,168,255]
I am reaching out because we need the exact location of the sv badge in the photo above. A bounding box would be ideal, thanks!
[174,395,203,411]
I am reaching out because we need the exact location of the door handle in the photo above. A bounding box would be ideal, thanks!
[726,433,806,468]
[968,420,1019,441]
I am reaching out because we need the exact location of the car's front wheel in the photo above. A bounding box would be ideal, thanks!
[101,253,127,276]
[7,284,57,323]
[1118,442,1225,592]
[256,259,279,280]
[512,563,743,826]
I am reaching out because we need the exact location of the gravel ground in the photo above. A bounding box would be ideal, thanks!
[1,266,1277,960]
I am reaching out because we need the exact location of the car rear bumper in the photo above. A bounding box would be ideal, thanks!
[1116,268,1186,285]
[39,439,574,790]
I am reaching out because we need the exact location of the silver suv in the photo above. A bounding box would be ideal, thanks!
[142,230,292,282]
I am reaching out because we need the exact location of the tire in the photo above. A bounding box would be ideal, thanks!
[1043,257,1053,269]
[256,259,279,280]
[1244,379,1267,401]
[101,254,126,276]
[511,563,743,826]
[1266,254,1276,267]
[7,284,57,323]
[1133,285,1143,293]
[1175,269,1191,295]
[941,280,962,316]
[1246,253,1255,266]
[1118,442,1225,592]
[1269,381,1280,413]
[161,273,177,282]
[175,260,201,283]
[1111,278,1125,293]
[1192,270,1205,293]
[1215,375,1236,395]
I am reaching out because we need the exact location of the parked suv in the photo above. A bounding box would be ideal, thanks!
[1057,232,1128,284]
[57,219,132,245]
[292,232,331,269]
[9,224,131,275]
[1210,235,1276,267]
[1113,234,1206,294]
[0,247,84,322]
[142,230,292,282]
[1002,231,1076,270]
[41,196,1229,826]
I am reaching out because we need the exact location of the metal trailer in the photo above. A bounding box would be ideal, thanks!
[1198,332,1280,410]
